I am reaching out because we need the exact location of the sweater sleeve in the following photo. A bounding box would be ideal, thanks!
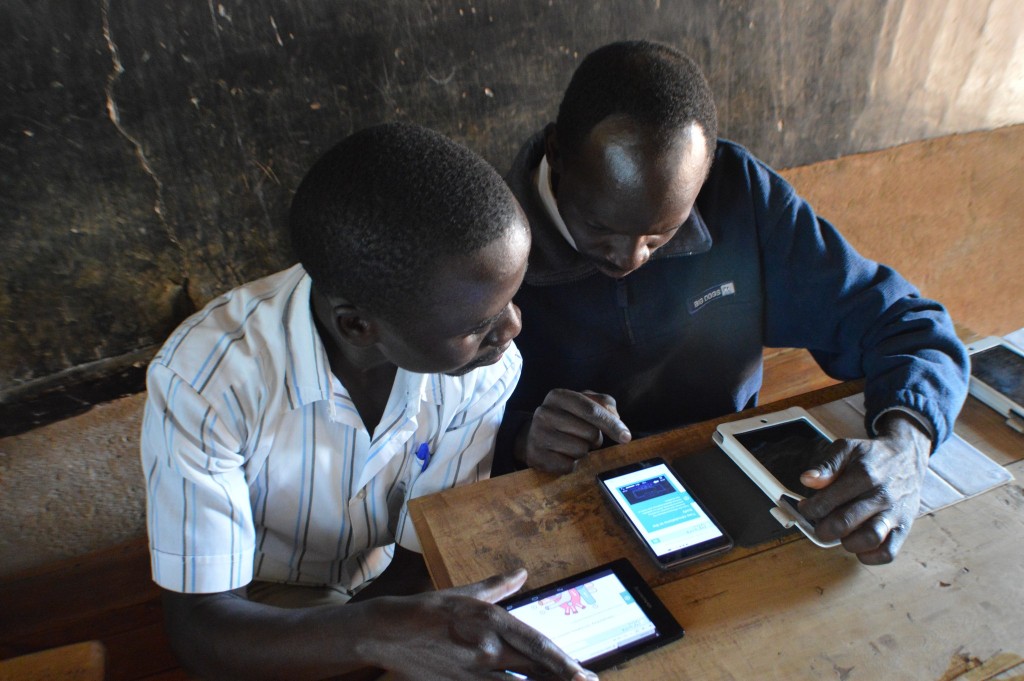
[747,152,968,448]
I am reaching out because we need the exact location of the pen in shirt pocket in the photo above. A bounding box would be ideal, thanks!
[415,442,432,472]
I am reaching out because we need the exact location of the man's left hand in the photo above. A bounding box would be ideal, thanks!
[797,412,932,565]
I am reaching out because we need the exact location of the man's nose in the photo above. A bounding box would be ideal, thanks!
[487,303,522,346]
[609,238,650,271]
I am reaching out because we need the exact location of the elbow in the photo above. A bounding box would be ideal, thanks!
[160,589,246,681]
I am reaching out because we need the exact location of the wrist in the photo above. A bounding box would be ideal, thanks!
[512,417,533,469]
[876,411,933,452]
[337,597,404,671]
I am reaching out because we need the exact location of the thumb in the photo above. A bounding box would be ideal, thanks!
[800,444,850,490]
[452,568,528,604]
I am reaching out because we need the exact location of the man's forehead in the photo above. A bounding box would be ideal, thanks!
[599,114,705,148]
[400,224,528,325]
[575,119,708,198]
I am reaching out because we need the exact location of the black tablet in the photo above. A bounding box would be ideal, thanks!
[597,458,733,569]
[499,558,684,672]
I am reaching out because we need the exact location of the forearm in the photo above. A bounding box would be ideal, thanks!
[162,588,394,680]
[163,546,440,679]
[759,194,967,445]
[859,302,969,447]
[513,416,532,467]
[493,409,534,475]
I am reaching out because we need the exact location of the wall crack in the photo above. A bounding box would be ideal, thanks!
[203,0,276,287]
[101,0,189,280]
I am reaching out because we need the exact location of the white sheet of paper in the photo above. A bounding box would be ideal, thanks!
[833,393,1014,514]
[1003,326,1024,350]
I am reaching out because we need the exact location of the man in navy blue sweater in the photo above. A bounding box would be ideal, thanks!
[496,40,968,565]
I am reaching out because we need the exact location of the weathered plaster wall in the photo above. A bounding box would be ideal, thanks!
[3,125,1021,578]
[2,0,1022,408]
[1,0,1022,574]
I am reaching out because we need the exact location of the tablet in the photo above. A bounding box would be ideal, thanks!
[500,558,684,672]
[712,406,840,548]
[966,336,1024,432]
[597,458,733,569]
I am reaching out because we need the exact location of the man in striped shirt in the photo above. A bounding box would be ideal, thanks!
[142,124,598,681]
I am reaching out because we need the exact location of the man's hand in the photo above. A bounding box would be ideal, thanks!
[797,412,932,564]
[519,389,632,474]
[163,567,598,681]
[371,569,598,681]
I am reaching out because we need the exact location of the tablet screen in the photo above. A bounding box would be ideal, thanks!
[734,419,832,497]
[971,345,1024,406]
[600,462,727,557]
[501,559,683,671]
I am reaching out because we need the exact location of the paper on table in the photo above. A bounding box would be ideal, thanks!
[693,391,1014,547]
[837,393,1015,514]
[1003,326,1024,350]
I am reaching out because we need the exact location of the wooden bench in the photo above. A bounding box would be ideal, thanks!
[0,348,833,680]
[0,641,106,681]
[0,538,185,680]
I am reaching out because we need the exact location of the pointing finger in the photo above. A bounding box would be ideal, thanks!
[553,390,631,444]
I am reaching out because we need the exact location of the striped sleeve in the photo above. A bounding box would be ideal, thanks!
[141,362,255,593]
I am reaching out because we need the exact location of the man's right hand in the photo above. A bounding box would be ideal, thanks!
[520,389,632,474]
[163,568,597,681]
[370,568,598,681]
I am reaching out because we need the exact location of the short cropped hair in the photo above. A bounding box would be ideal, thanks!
[555,40,718,157]
[289,123,519,317]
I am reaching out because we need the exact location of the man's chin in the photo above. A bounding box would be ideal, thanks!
[590,259,639,279]
[446,347,507,376]
[598,267,634,279]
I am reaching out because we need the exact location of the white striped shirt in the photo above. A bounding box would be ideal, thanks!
[141,264,522,594]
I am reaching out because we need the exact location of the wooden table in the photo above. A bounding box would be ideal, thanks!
[409,384,1024,680]
[0,641,105,681]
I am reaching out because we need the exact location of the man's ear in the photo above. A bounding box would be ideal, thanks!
[543,122,562,175]
[333,304,379,347]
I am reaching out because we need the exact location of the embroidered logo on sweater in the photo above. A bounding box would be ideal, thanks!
[689,281,736,315]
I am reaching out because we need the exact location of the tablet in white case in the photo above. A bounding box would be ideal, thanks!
[713,406,840,548]
[966,336,1024,433]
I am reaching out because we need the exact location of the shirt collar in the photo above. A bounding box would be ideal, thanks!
[281,267,335,410]
[282,270,441,422]
[536,154,579,251]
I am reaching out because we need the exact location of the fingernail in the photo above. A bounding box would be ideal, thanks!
[619,429,632,442]
[803,469,821,479]
[573,672,599,681]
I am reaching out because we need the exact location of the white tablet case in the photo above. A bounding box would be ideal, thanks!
[966,336,1024,433]
[713,406,841,548]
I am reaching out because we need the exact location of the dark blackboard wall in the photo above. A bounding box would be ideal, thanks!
[0,0,1015,420]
